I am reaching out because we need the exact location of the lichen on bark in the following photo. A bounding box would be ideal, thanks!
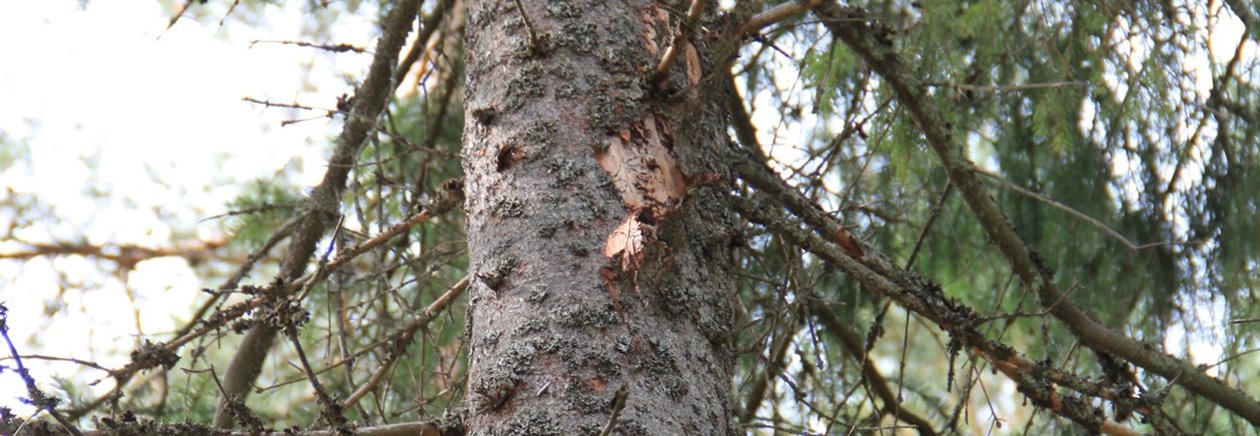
[462,0,737,434]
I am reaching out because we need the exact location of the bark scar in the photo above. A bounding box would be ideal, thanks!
[595,113,685,273]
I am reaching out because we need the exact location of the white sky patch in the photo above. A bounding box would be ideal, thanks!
[1163,291,1228,377]
[0,0,385,414]
[1209,2,1257,67]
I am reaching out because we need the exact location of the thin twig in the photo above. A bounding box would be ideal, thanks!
[242,97,342,116]
[974,168,1139,251]
[810,302,938,435]
[730,195,1140,433]
[598,384,630,436]
[394,0,455,87]
[1,304,83,435]
[254,322,415,392]
[198,202,300,223]
[341,276,469,409]
[286,209,436,299]
[0,354,113,374]
[293,215,344,303]
[813,3,1259,425]
[160,211,443,387]
[512,0,543,51]
[177,215,299,336]
[214,0,424,424]
[1205,348,1260,371]
[975,281,1083,324]
[287,331,346,431]
[248,39,368,53]
[159,0,194,38]
[218,0,242,27]
[923,80,1088,93]
[904,181,952,269]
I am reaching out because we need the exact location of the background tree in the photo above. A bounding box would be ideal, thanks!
[1,0,1258,435]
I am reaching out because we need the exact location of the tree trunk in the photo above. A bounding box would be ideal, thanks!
[462,0,737,433]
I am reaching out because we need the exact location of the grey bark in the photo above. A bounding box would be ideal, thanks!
[462,0,737,434]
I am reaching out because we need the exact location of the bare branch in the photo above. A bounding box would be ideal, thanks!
[740,0,822,35]
[653,0,706,82]
[810,303,938,435]
[248,39,368,53]
[512,0,543,52]
[731,196,1142,434]
[341,276,469,410]
[213,0,425,427]
[923,80,1088,94]
[1,304,82,435]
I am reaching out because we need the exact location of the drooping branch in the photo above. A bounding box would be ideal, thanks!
[731,195,1143,434]
[737,291,806,425]
[60,183,457,422]
[974,168,1140,251]
[810,1,1260,427]
[724,60,1151,432]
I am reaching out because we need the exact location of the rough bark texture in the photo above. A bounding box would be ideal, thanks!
[462,0,736,434]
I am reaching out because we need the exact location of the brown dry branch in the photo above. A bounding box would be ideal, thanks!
[740,0,823,35]
[721,24,1136,430]
[341,275,469,410]
[731,195,1145,434]
[211,0,425,427]
[241,97,343,117]
[597,384,629,436]
[247,39,367,53]
[79,419,453,436]
[722,30,1178,434]
[0,239,228,270]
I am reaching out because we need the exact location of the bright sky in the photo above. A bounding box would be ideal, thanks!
[0,0,386,416]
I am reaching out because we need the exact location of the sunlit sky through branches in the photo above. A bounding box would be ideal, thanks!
[0,0,391,413]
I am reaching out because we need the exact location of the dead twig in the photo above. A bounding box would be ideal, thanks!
[0,303,83,435]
